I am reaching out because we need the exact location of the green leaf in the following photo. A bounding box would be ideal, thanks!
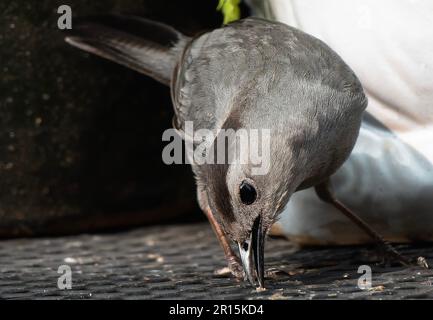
[217,0,241,25]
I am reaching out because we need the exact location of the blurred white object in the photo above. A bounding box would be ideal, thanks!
[260,0,433,244]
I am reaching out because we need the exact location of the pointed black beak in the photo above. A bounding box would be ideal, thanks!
[238,215,265,288]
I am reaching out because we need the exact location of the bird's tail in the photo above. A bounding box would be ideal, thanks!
[65,14,190,86]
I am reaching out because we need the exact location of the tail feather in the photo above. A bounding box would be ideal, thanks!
[65,14,189,85]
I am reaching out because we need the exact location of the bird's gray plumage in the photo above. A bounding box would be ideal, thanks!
[65,15,368,287]
[172,18,367,239]
[173,18,365,134]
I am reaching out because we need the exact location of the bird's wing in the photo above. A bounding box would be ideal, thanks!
[171,17,366,141]
[171,18,282,139]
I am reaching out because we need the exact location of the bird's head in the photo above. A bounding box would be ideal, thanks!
[200,123,303,288]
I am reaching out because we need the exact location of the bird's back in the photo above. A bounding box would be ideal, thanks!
[173,18,366,137]
[173,18,367,184]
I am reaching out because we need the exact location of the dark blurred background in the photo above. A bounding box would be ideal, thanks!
[0,0,250,237]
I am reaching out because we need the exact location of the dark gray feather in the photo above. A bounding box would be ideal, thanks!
[65,14,190,85]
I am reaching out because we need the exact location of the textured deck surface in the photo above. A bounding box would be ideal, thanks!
[1,223,432,300]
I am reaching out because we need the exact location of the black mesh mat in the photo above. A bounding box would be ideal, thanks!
[1,223,432,299]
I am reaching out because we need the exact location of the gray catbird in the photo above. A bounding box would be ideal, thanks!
[65,15,420,288]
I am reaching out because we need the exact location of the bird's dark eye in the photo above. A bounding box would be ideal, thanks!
[239,181,257,205]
